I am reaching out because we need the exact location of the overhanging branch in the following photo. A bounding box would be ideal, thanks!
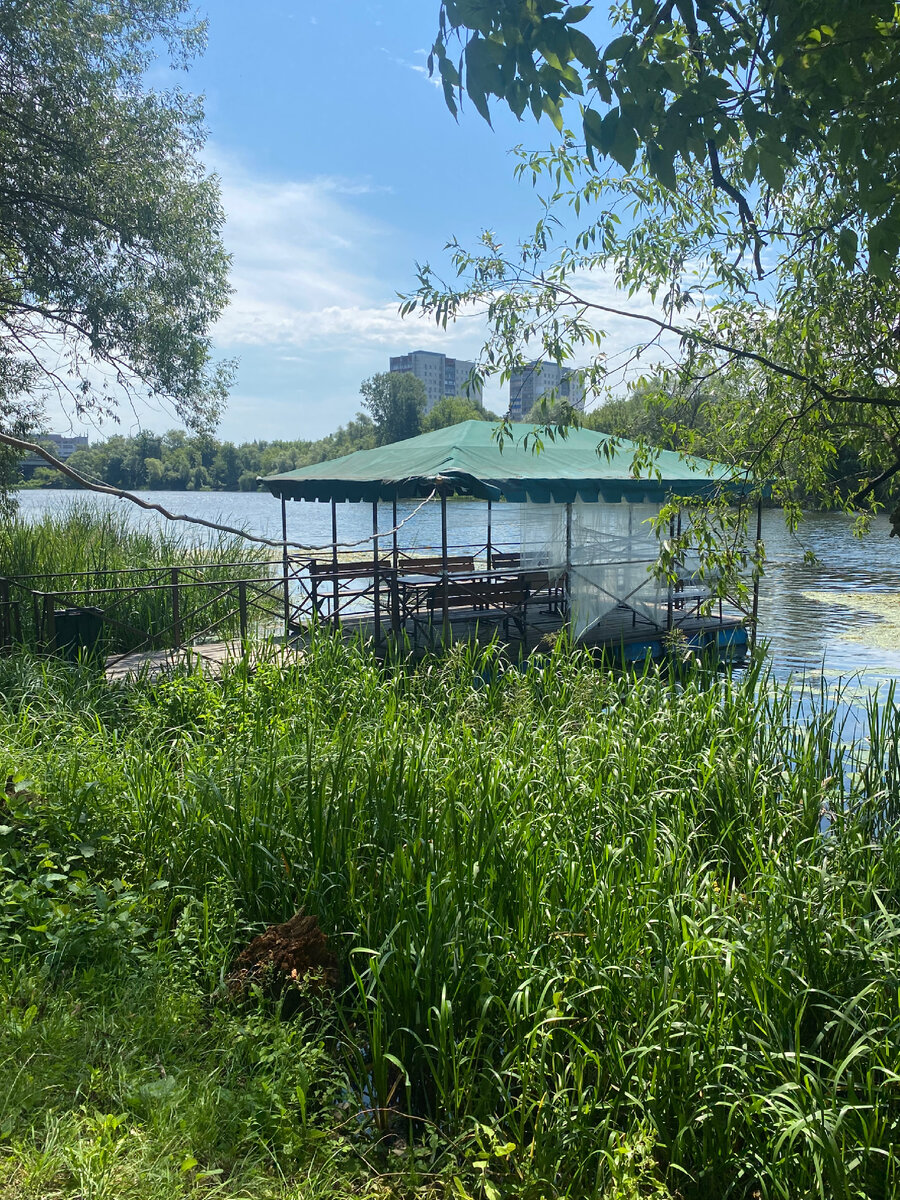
[1,433,434,553]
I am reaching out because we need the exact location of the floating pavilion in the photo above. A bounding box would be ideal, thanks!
[260,420,755,660]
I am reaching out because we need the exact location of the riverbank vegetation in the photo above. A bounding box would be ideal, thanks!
[0,504,271,653]
[1,638,898,1197]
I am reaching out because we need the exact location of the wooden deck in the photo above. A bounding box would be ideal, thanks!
[104,639,294,682]
[295,603,749,663]
[102,605,747,683]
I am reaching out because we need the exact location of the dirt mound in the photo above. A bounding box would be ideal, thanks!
[226,913,338,1005]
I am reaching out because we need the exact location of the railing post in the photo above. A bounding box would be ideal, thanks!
[389,569,401,637]
[390,496,401,637]
[666,512,676,633]
[238,579,248,651]
[486,499,493,570]
[42,593,56,654]
[309,560,319,615]
[281,496,290,639]
[372,500,381,648]
[171,567,181,649]
[331,499,340,628]
[441,492,449,645]
[564,502,573,635]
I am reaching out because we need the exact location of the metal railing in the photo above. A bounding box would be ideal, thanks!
[0,560,284,659]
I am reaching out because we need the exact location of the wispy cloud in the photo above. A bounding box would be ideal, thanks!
[379,45,441,86]
[210,148,480,359]
[202,150,681,437]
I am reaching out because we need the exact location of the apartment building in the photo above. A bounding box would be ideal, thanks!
[389,350,482,412]
[508,361,585,420]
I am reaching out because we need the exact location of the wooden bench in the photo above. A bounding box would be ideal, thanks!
[489,550,521,568]
[420,578,528,640]
[394,554,475,575]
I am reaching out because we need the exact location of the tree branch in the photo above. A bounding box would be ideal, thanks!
[852,457,900,505]
[540,275,900,409]
[1,433,435,553]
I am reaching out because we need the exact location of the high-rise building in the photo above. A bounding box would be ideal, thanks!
[389,350,481,413]
[41,433,89,459]
[18,432,89,478]
[508,361,585,420]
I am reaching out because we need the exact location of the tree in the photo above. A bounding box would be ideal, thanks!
[422,394,499,432]
[410,2,900,536]
[0,0,233,451]
[431,2,900,276]
[360,372,427,446]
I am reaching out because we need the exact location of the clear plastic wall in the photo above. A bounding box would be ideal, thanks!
[520,500,665,639]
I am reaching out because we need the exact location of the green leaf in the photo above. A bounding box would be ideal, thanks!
[603,35,632,61]
[563,4,592,22]
[180,1157,199,1173]
[609,116,638,169]
[757,149,785,192]
[582,106,605,148]
[836,228,858,269]
[648,141,678,191]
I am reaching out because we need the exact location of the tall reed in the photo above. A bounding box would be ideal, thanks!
[1,640,898,1197]
[0,502,276,651]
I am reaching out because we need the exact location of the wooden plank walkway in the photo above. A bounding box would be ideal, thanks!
[104,640,293,682]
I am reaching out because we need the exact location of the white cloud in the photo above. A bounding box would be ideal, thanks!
[203,151,691,436]
[210,149,486,363]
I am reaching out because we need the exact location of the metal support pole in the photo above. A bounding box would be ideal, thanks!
[171,567,181,649]
[331,499,339,628]
[750,496,763,651]
[441,492,449,645]
[486,499,493,570]
[238,579,248,650]
[666,513,676,632]
[390,497,400,636]
[281,497,290,640]
[565,502,573,635]
[372,500,381,648]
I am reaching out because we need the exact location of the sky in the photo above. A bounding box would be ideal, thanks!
[56,1,660,444]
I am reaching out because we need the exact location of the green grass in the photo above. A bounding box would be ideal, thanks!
[0,639,899,1197]
[0,502,278,652]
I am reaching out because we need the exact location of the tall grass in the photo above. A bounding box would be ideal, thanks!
[1,641,899,1197]
[0,502,277,652]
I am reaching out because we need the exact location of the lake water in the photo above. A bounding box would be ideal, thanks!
[13,488,900,692]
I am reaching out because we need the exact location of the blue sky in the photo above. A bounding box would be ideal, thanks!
[60,1,662,443]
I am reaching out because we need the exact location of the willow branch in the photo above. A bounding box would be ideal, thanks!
[540,275,900,409]
[1,432,435,553]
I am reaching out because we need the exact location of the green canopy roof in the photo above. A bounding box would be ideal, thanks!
[260,420,737,505]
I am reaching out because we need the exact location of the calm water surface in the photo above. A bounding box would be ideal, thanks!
[14,489,900,691]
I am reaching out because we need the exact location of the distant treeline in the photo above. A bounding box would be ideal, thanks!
[21,392,500,493]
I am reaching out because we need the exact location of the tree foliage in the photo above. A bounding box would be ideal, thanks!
[21,415,379,493]
[412,2,900,537]
[433,2,900,274]
[360,371,427,446]
[421,393,499,432]
[0,0,233,437]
